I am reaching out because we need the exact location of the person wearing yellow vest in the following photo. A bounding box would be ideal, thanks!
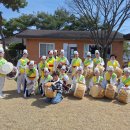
[38,56,49,83]
[59,65,68,80]
[17,49,29,94]
[72,66,86,85]
[118,68,130,90]
[102,66,117,88]
[0,47,7,98]
[71,51,83,77]
[89,68,103,89]
[24,61,39,97]
[107,54,120,70]
[93,50,104,67]
[41,68,53,96]
[57,49,69,67]
[47,50,56,73]
[84,52,93,69]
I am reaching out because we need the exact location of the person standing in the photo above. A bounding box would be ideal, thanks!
[0,47,7,98]
[17,49,29,94]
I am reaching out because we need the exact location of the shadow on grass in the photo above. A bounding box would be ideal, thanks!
[31,97,51,108]
[3,90,22,99]
[112,100,127,105]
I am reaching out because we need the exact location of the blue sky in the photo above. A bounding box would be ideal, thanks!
[0,0,130,34]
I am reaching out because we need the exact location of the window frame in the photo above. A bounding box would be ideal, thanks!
[39,42,55,57]
[84,43,112,58]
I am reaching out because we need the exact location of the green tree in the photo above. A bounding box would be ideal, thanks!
[3,14,36,37]
[0,0,27,50]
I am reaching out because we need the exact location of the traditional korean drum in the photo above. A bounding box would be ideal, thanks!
[0,62,14,75]
[6,67,19,80]
[89,85,105,98]
[44,82,57,98]
[105,84,117,99]
[96,65,105,74]
[114,67,123,78]
[74,83,86,99]
[117,88,130,104]
[83,68,93,79]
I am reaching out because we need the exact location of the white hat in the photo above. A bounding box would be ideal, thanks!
[74,51,78,55]
[44,67,49,73]
[94,68,100,73]
[63,75,69,81]
[77,66,83,71]
[60,49,64,54]
[49,50,53,54]
[0,47,4,53]
[95,50,100,54]
[23,49,28,54]
[41,56,46,60]
[0,62,13,74]
[87,52,91,56]
[61,65,66,70]
[29,60,34,66]
[54,50,58,53]
[124,68,130,73]
[108,66,114,71]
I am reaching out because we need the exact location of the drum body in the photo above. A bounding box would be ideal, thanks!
[117,88,130,104]
[6,67,19,80]
[89,85,105,98]
[74,83,86,99]
[114,67,123,78]
[105,84,117,99]
[83,68,93,79]
[44,82,57,98]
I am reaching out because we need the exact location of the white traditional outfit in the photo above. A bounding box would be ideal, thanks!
[24,61,39,97]
[17,49,29,93]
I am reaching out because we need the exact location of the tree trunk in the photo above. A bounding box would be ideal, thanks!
[101,46,109,68]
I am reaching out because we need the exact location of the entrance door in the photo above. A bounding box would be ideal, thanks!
[63,43,77,63]
[70,47,77,63]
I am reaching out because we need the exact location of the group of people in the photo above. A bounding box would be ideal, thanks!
[0,47,130,104]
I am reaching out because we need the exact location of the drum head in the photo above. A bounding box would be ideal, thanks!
[90,85,99,97]
[0,62,14,74]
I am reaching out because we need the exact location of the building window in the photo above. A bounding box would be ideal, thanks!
[84,44,111,58]
[39,43,55,56]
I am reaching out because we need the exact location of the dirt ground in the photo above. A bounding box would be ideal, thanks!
[0,79,130,130]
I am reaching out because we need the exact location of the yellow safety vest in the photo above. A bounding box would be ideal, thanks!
[107,60,119,69]
[92,76,103,84]
[47,57,55,72]
[93,57,103,66]
[57,56,67,65]
[0,58,7,77]
[128,62,130,67]
[76,75,85,84]
[72,58,82,67]
[26,68,36,80]
[19,58,29,74]
[121,75,130,86]
[105,72,117,81]
[84,59,92,67]
[39,61,49,79]
[44,75,53,83]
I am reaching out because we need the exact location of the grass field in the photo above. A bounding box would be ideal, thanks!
[0,79,130,130]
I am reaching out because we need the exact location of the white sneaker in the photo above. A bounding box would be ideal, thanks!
[0,94,6,99]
